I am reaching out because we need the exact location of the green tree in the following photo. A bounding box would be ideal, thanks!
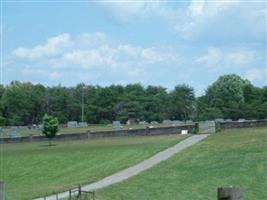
[42,114,59,145]
[168,84,195,121]
[205,74,247,120]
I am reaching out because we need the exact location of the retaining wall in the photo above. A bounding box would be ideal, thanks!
[0,125,196,144]
[220,120,267,129]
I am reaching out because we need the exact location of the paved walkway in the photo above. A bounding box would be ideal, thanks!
[35,134,209,200]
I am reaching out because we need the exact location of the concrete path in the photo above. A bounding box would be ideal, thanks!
[35,134,209,200]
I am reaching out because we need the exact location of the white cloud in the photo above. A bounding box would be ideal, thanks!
[11,32,180,81]
[245,69,266,82]
[96,2,165,23]
[175,1,266,42]
[97,1,266,44]
[195,47,222,67]
[195,47,258,68]
[12,33,72,59]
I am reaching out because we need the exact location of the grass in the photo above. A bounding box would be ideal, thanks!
[0,134,187,199]
[96,127,267,200]
[0,123,173,138]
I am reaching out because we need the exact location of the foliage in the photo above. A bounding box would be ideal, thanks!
[42,114,59,139]
[0,74,266,126]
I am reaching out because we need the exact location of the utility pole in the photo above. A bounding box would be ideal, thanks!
[81,86,85,122]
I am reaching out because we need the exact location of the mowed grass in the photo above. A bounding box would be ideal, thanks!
[0,123,172,138]
[96,127,267,200]
[0,134,187,199]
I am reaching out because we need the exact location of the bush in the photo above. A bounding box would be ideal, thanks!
[42,114,59,145]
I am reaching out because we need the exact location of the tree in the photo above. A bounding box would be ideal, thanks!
[42,114,59,145]
[205,74,247,120]
[168,84,195,121]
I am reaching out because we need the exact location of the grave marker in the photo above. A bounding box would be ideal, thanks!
[67,121,78,128]
[78,122,88,128]
[113,121,121,130]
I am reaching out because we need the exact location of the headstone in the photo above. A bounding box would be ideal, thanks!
[112,121,121,130]
[199,121,216,133]
[9,128,21,139]
[67,121,78,128]
[78,122,88,128]
[139,121,148,125]
[185,120,193,124]
[163,119,172,125]
[172,120,182,126]
[126,118,136,125]
[215,118,224,122]
[217,186,243,200]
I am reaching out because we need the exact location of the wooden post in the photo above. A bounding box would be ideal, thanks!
[78,184,81,198]
[92,191,95,200]
[0,181,4,200]
[218,187,243,200]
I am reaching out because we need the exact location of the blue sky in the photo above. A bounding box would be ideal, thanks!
[2,1,266,95]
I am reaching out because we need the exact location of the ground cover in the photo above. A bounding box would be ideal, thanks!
[96,127,267,200]
[0,134,186,199]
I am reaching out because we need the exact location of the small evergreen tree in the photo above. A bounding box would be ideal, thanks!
[42,114,59,145]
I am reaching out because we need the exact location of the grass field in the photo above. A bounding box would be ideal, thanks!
[0,134,187,199]
[96,127,267,200]
[0,123,172,138]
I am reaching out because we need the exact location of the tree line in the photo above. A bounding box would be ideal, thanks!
[0,74,266,126]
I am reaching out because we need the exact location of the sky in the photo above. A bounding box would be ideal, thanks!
[1,0,266,95]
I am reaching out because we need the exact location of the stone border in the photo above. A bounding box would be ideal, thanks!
[0,125,196,144]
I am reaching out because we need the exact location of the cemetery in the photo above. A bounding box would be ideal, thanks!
[0,2,266,198]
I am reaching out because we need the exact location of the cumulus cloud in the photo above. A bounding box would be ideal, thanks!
[11,32,180,83]
[96,1,165,23]
[245,69,266,82]
[195,47,259,69]
[12,33,72,59]
[97,1,266,44]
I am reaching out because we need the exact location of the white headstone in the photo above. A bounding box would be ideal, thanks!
[172,120,182,126]
[67,121,78,128]
[78,122,88,128]
[113,121,121,130]
[163,119,172,125]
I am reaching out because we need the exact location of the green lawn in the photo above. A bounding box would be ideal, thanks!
[0,134,186,199]
[96,127,267,200]
[0,123,173,138]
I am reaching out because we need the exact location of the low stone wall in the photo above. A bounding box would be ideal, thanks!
[0,125,196,144]
[220,119,267,129]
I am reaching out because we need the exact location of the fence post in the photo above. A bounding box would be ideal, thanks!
[0,181,4,200]
[92,191,95,200]
[218,187,243,200]
[78,184,81,198]
[69,189,72,200]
